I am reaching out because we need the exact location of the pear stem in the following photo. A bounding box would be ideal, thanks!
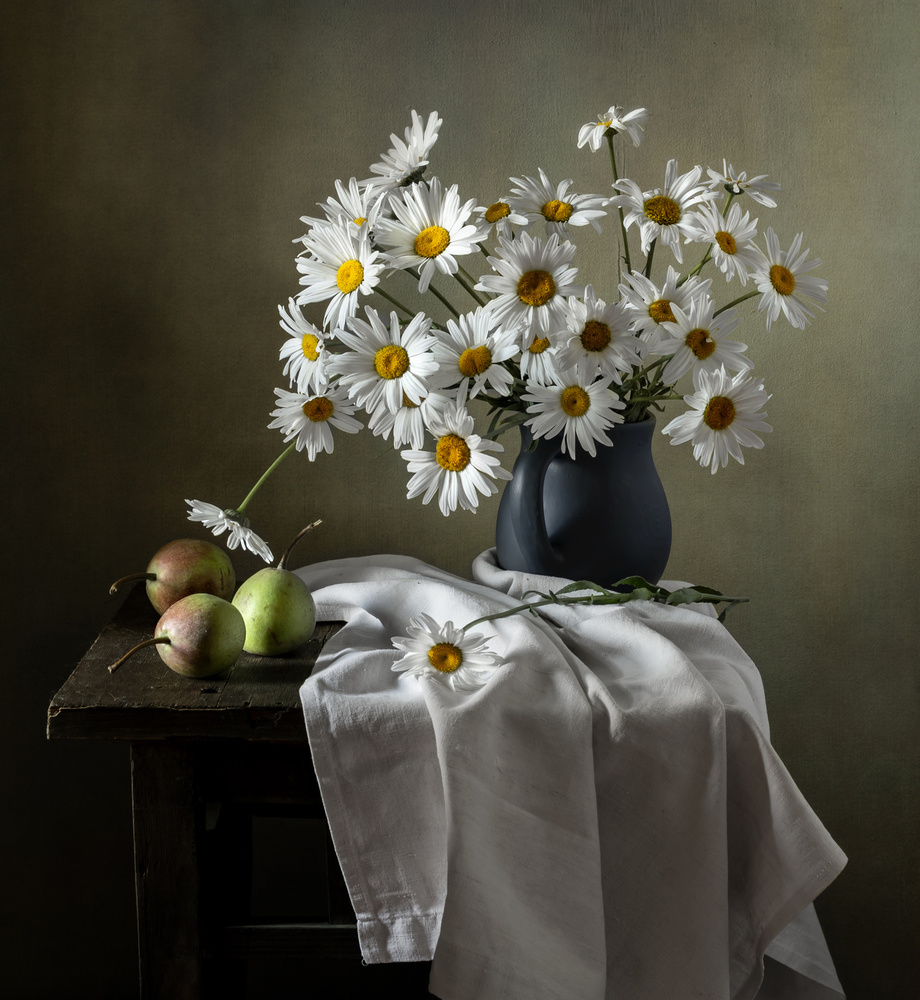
[277,518,323,571]
[108,636,170,673]
[109,572,156,595]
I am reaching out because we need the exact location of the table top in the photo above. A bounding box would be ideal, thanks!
[47,583,340,742]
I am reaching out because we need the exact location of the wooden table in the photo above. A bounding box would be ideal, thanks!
[47,583,369,999]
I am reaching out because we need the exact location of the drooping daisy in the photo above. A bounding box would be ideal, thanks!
[361,110,443,196]
[508,168,607,237]
[518,333,560,386]
[682,202,761,285]
[401,396,512,516]
[706,160,781,208]
[430,307,518,398]
[474,197,529,240]
[391,613,502,692]
[295,221,384,332]
[278,298,329,395]
[608,159,717,263]
[328,307,439,414]
[577,105,649,151]
[618,265,712,348]
[661,365,772,474]
[476,231,582,347]
[297,176,387,235]
[375,177,488,294]
[267,385,363,461]
[185,500,274,563]
[523,368,625,458]
[650,300,752,384]
[751,228,828,331]
[554,285,642,383]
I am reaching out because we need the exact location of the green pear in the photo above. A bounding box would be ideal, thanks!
[109,538,235,615]
[232,519,321,656]
[108,593,245,678]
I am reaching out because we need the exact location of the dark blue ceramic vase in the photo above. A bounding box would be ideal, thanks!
[494,416,672,586]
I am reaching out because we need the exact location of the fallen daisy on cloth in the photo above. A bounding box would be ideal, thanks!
[297,551,847,1000]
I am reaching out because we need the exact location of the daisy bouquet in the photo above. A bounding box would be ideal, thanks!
[187,105,827,563]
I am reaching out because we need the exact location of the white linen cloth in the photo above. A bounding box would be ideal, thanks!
[297,551,847,1000]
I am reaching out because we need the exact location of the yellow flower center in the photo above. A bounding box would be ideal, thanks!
[458,345,493,377]
[301,333,321,361]
[648,298,675,324]
[560,386,591,417]
[336,259,364,294]
[703,395,736,430]
[542,199,573,224]
[485,202,511,223]
[414,225,451,258]
[644,195,681,226]
[436,433,471,472]
[517,269,556,307]
[769,264,796,296]
[353,215,367,227]
[401,391,420,409]
[685,328,716,360]
[715,230,737,255]
[528,336,551,354]
[427,642,463,673]
[580,320,611,353]
[302,397,334,422]
[600,118,613,128]
[374,344,410,379]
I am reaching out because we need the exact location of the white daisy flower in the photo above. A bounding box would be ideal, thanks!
[185,500,274,563]
[267,385,363,461]
[682,202,761,285]
[278,298,329,394]
[577,105,649,151]
[328,307,439,415]
[476,231,582,347]
[661,365,772,474]
[401,396,512,516]
[618,265,712,348]
[523,368,626,458]
[297,176,387,235]
[751,228,828,331]
[362,110,443,196]
[508,168,607,237]
[608,159,717,263]
[431,307,518,398]
[375,177,488,294]
[391,613,502,692]
[706,160,781,208]
[367,391,448,451]
[518,333,561,386]
[474,197,530,240]
[650,300,752,384]
[554,285,642,384]
[295,221,384,332]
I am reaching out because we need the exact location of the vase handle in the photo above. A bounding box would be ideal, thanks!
[505,432,567,577]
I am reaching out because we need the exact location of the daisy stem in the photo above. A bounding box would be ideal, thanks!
[455,267,487,307]
[625,394,683,404]
[606,133,632,274]
[679,247,712,286]
[644,239,656,279]
[714,289,760,317]
[373,285,415,319]
[237,441,297,514]
[416,271,461,318]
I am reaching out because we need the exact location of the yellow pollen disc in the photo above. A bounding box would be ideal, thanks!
[414,225,451,258]
[528,336,551,354]
[648,298,675,324]
[301,333,320,361]
[715,230,737,255]
[600,119,613,128]
[458,345,493,377]
[685,328,716,360]
[542,199,574,223]
[428,642,463,673]
[436,433,471,472]
[644,195,681,226]
[374,344,410,380]
[517,269,556,307]
[703,395,736,431]
[560,385,591,417]
[581,320,611,353]
[353,216,367,227]
[485,202,511,223]
[336,259,364,294]
[401,391,420,409]
[769,263,796,296]
[302,397,334,422]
